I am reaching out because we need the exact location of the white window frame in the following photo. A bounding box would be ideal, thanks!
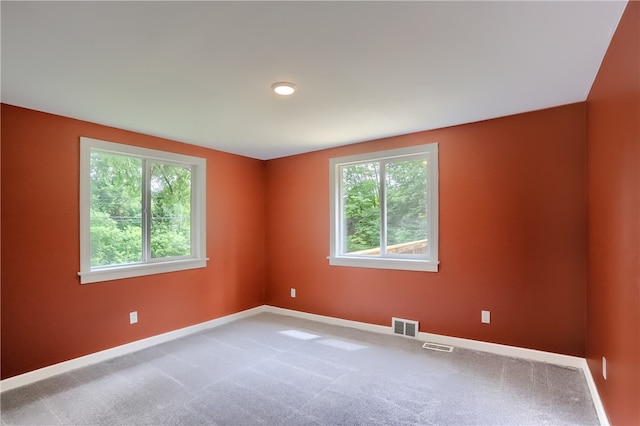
[79,137,207,284]
[329,143,439,272]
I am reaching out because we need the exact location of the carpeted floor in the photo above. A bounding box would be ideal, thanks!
[1,312,599,425]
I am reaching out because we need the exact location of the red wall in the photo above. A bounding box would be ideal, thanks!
[265,103,587,356]
[586,1,640,425]
[1,105,266,379]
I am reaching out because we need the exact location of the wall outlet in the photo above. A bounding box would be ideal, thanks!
[130,311,138,324]
[290,288,296,298]
[602,356,607,380]
[481,310,491,324]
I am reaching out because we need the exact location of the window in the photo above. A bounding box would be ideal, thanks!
[329,143,438,272]
[79,137,207,284]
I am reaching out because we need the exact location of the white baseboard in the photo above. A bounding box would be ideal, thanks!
[0,305,267,393]
[0,303,610,426]
[581,358,610,426]
[264,306,394,335]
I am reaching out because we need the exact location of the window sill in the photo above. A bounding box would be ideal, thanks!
[78,258,208,284]
[328,256,438,272]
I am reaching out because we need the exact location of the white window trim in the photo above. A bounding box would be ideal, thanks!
[328,143,439,272]
[79,137,207,284]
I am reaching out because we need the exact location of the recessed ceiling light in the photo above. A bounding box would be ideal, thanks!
[271,82,297,96]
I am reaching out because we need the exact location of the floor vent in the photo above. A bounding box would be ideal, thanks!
[422,342,454,352]
[392,317,419,338]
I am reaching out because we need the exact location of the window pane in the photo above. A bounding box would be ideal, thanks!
[385,158,428,256]
[150,163,192,258]
[342,162,380,255]
[90,152,142,267]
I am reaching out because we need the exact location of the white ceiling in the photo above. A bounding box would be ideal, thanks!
[1,1,628,160]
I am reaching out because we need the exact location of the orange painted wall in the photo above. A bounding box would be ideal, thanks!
[586,1,640,425]
[1,105,266,379]
[265,103,587,356]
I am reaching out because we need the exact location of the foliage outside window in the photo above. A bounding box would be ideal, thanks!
[329,143,439,272]
[79,137,206,284]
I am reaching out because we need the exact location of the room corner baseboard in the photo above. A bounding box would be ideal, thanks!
[0,305,267,393]
[581,359,610,426]
[264,306,393,335]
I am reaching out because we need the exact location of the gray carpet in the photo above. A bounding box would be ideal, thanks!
[1,312,599,425]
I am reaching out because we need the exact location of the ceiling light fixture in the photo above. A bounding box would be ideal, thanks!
[271,82,297,96]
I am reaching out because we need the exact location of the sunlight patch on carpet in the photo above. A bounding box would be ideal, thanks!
[278,330,321,340]
[317,339,368,351]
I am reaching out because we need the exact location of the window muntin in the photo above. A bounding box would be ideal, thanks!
[80,137,206,283]
[330,143,438,272]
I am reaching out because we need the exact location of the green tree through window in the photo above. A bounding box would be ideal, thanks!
[89,152,192,267]
[342,159,428,254]
[90,152,143,266]
[150,163,192,259]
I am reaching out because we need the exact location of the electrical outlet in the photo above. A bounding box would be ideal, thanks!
[481,310,490,324]
[291,288,296,298]
[130,311,138,324]
[602,356,607,380]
